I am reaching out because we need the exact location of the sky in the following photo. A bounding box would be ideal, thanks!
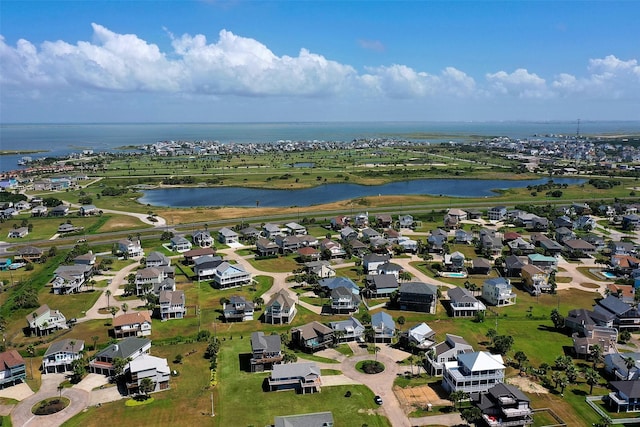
[1,0,639,123]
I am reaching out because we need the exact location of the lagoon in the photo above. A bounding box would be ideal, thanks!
[138,178,584,208]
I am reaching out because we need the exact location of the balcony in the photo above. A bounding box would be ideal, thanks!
[483,414,533,427]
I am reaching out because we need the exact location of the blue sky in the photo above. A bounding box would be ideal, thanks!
[1,1,639,123]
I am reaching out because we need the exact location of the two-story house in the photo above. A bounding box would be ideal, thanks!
[608,381,640,413]
[365,274,399,298]
[113,311,152,339]
[264,290,297,324]
[443,351,505,394]
[193,255,223,280]
[426,334,474,376]
[371,311,395,343]
[330,286,361,314]
[135,267,166,296]
[170,236,192,253]
[90,337,151,376]
[0,350,26,387]
[250,331,283,372]
[51,265,89,294]
[212,262,252,289]
[471,383,533,427]
[521,264,551,295]
[268,362,321,394]
[363,253,391,275]
[223,295,254,322]
[284,222,307,236]
[403,322,436,350]
[192,230,214,248]
[158,290,186,320]
[118,239,144,258]
[398,281,438,313]
[447,287,486,318]
[42,339,85,374]
[329,317,365,343]
[217,227,238,245]
[291,321,334,352]
[488,206,507,221]
[126,354,170,395]
[482,278,517,306]
[26,305,67,336]
[145,251,171,268]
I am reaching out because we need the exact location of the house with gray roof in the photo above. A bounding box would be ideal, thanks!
[319,277,360,294]
[192,230,214,247]
[42,339,85,374]
[146,251,171,268]
[443,351,505,393]
[608,380,640,413]
[218,227,239,244]
[363,253,391,275]
[482,278,517,306]
[447,287,486,318]
[292,321,334,352]
[250,331,282,372]
[403,322,436,350]
[330,286,361,314]
[256,238,279,256]
[604,353,640,381]
[51,265,88,294]
[471,383,533,427]
[365,274,398,297]
[264,290,297,324]
[263,223,284,238]
[223,295,254,322]
[159,290,185,320]
[284,222,307,236]
[274,412,334,427]
[89,337,151,376]
[398,282,439,314]
[26,305,67,336]
[268,362,322,394]
[212,262,252,289]
[329,317,365,343]
[170,235,192,253]
[193,255,223,280]
[126,354,170,395]
[371,311,395,343]
[425,334,473,376]
[595,295,640,329]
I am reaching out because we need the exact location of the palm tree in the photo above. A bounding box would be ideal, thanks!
[26,344,35,379]
[407,354,416,375]
[252,297,264,309]
[584,367,599,394]
[373,345,380,362]
[623,356,636,380]
[121,303,129,314]
[105,289,112,309]
[590,344,603,368]
[91,335,99,351]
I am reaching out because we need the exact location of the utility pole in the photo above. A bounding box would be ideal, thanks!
[211,392,214,417]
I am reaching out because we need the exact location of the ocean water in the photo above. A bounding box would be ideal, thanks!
[2,121,640,171]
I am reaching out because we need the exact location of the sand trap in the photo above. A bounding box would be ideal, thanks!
[507,376,548,394]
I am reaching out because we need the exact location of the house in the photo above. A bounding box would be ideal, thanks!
[113,311,152,339]
[399,214,414,228]
[534,235,564,256]
[79,205,100,216]
[607,381,640,413]
[442,351,505,393]
[572,326,617,358]
[527,252,560,272]
[74,251,96,268]
[376,214,393,228]
[126,354,170,394]
[158,290,186,320]
[57,223,82,234]
[565,308,615,335]
[482,278,517,306]
[553,215,573,229]
[403,322,436,350]
[42,339,85,374]
[212,262,252,289]
[170,235,192,252]
[218,227,239,244]
[192,230,214,247]
[50,205,69,217]
[354,212,369,228]
[284,222,307,236]
[606,283,636,305]
[263,223,284,238]
[296,246,319,262]
[471,258,493,275]
[340,226,358,241]
[330,286,361,314]
[507,237,536,254]
[8,227,28,238]
[319,277,360,295]
[480,232,504,256]
[298,235,319,247]
[488,206,507,221]
[427,234,447,253]
[595,295,640,329]
[26,305,67,336]
[330,216,349,230]
[447,208,468,222]
[622,214,640,230]
[256,238,279,257]
[365,274,399,297]
[15,245,44,263]
[426,334,474,376]
[521,264,551,295]
[304,260,335,279]
[609,241,636,256]
[398,281,438,313]
[329,317,365,343]
[471,383,533,427]
[447,287,486,318]
[118,239,144,257]
[397,236,418,253]
[504,255,526,277]
[183,247,216,264]
[371,311,395,343]
[275,235,302,253]
[563,238,597,255]
[604,353,640,381]
[135,267,165,295]
[239,226,261,241]
[273,412,334,427]
[14,200,30,211]
[146,251,170,268]
[612,254,640,275]
[51,265,88,294]
[319,239,346,258]
[0,350,26,388]
[31,205,48,217]
[363,253,391,275]
[264,289,297,324]
[90,337,151,376]
[223,295,254,322]
[444,251,466,272]
[292,321,334,352]
[249,332,282,372]
[574,215,597,231]
[455,229,474,244]
[268,362,322,394]
[193,255,223,281]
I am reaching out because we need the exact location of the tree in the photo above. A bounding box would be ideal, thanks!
[397,316,406,326]
[58,383,64,398]
[566,364,578,384]
[554,355,572,371]
[109,306,118,320]
[105,289,112,309]
[619,330,631,344]
[550,308,565,329]
[252,297,264,308]
[71,358,86,383]
[558,376,568,394]
[514,351,528,372]
[492,335,514,355]
[624,356,636,380]
[112,357,129,380]
[584,367,599,394]
[407,354,416,375]
[121,302,129,314]
[138,377,155,398]
[282,351,297,364]
[449,390,467,411]
[460,406,483,426]
[551,371,562,389]
[364,327,375,343]
[485,328,497,343]
[373,345,380,362]
[91,335,99,351]
[590,344,603,368]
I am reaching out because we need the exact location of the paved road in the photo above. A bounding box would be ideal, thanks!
[11,373,90,427]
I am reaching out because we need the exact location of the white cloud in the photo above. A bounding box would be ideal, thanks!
[485,68,549,98]
[357,39,385,52]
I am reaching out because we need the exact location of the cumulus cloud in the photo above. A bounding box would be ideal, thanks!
[1,24,639,111]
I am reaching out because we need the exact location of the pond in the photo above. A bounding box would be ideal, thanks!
[138,177,585,208]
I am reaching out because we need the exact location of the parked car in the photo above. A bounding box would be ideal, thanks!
[9,262,25,270]
[374,395,383,405]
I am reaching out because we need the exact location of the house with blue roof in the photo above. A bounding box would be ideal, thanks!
[318,277,360,295]
[371,311,395,343]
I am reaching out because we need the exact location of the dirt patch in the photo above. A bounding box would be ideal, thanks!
[579,282,600,289]
[507,376,548,394]
[394,384,450,413]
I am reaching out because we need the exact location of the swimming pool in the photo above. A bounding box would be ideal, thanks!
[601,271,617,279]
[440,272,467,278]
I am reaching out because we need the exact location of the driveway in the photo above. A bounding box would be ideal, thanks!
[0,382,33,401]
[11,373,90,427]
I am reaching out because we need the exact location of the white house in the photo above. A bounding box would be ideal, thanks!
[212,262,252,289]
[170,236,192,253]
[159,290,186,320]
[42,339,85,374]
[127,354,171,394]
[426,334,474,376]
[482,278,517,306]
[443,351,505,393]
[218,228,239,244]
[26,305,67,336]
[118,239,144,257]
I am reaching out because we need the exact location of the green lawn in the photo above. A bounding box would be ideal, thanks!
[247,254,299,272]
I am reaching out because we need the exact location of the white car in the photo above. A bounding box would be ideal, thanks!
[9,262,25,270]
